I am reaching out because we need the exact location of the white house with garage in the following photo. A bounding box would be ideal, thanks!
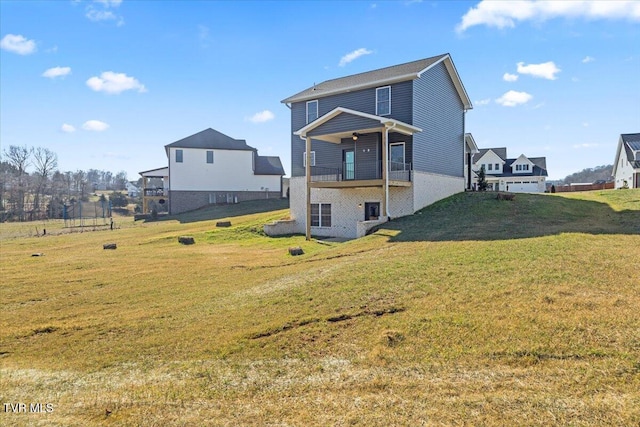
[472,147,548,192]
[612,133,640,189]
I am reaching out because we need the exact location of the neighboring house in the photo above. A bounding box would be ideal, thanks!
[472,147,548,192]
[125,181,140,197]
[464,133,479,191]
[140,128,285,215]
[276,53,473,239]
[139,167,169,213]
[613,133,640,189]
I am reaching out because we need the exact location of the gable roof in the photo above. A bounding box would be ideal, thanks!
[473,147,507,163]
[472,147,548,177]
[622,133,640,168]
[622,133,640,151]
[254,156,285,176]
[282,53,472,109]
[613,133,640,175]
[165,128,254,152]
[294,107,421,144]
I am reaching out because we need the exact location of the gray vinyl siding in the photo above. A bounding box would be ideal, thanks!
[290,80,414,177]
[412,62,464,176]
[308,114,380,137]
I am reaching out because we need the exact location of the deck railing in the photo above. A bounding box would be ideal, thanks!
[143,188,166,197]
[309,161,411,183]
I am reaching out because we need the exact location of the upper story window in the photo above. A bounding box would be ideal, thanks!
[206,150,214,164]
[495,163,499,171]
[376,86,391,116]
[175,149,183,163]
[488,164,493,171]
[306,100,318,124]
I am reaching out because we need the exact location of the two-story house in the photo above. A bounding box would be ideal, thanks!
[472,147,548,192]
[141,128,285,215]
[277,54,472,239]
[613,133,640,189]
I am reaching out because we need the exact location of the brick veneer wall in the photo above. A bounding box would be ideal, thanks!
[412,171,464,211]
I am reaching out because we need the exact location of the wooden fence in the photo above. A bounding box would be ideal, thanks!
[553,182,614,193]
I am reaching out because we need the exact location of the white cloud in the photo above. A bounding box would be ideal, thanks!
[0,34,37,55]
[94,0,123,6]
[42,66,72,79]
[582,122,589,127]
[517,61,561,80]
[572,143,600,149]
[86,0,124,25]
[456,0,640,33]
[86,71,146,94]
[247,110,275,123]
[61,123,76,133]
[582,56,595,63]
[82,120,109,131]
[503,72,518,82]
[496,90,533,107]
[475,98,491,106]
[339,48,373,67]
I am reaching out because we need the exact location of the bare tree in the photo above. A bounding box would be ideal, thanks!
[3,145,32,220]
[32,147,58,213]
[73,170,88,200]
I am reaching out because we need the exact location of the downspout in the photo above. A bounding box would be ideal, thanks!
[384,122,397,219]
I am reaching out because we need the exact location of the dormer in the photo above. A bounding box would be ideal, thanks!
[511,154,535,174]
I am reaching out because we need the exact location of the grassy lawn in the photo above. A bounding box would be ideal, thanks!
[1,191,639,426]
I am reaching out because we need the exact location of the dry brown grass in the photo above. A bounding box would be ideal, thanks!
[1,191,639,426]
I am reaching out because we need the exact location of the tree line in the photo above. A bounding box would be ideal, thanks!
[1,145,132,222]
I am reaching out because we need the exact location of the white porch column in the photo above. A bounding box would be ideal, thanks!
[305,136,312,240]
[382,128,388,218]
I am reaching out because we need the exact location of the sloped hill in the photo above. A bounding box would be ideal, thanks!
[375,190,640,241]
[1,190,639,426]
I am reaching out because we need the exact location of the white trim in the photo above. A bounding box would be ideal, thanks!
[294,107,421,143]
[303,151,316,167]
[283,54,472,110]
[376,86,391,116]
[464,133,479,154]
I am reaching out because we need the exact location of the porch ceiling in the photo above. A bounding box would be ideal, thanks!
[294,107,422,144]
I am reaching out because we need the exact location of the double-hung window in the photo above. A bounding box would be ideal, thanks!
[206,150,214,164]
[303,151,316,167]
[175,149,183,163]
[376,86,391,116]
[311,203,331,227]
[306,100,318,124]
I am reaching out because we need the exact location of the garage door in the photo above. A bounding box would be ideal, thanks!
[507,181,539,192]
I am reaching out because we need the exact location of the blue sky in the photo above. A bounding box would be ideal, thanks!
[1,0,639,181]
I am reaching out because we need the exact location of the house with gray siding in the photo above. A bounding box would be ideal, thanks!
[274,53,472,239]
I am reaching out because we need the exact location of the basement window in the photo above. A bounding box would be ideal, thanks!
[311,203,331,227]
